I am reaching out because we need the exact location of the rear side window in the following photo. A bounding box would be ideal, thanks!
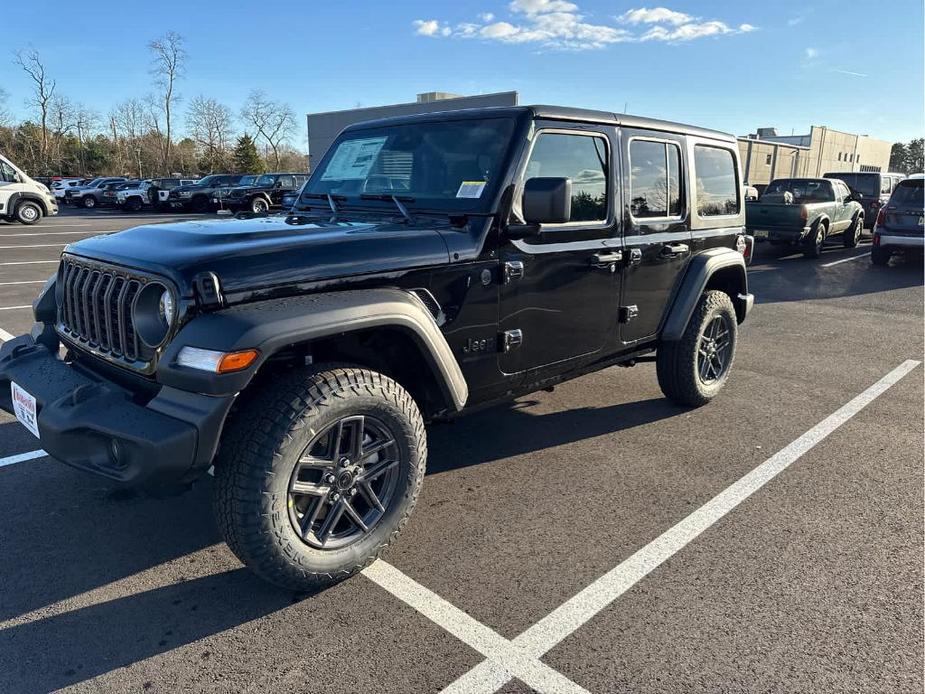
[890,180,924,208]
[524,132,608,223]
[694,145,739,216]
[629,139,683,219]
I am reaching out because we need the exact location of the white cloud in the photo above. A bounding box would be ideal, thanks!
[413,19,442,36]
[805,47,819,59]
[619,7,692,25]
[833,68,867,78]
[413,4,754,50]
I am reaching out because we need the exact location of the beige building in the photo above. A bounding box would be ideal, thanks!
[739,126,893,185]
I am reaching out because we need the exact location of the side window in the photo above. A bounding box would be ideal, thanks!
[0,162,16,183]
[524,132,608,223]
[880,177,892,194]
[278,175,295,188]
[694,145,739,216]
[629,139,683,219]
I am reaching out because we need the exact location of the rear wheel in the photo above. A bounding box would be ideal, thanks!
[843,215,862,248]
[213,366,426,590]
[871,247,891,266]
[82,195,96,209]
[657,290,737,407]
[190,195,209,213]
[804,221,826,258]
[14,200,42,225]
[250,197,269,214]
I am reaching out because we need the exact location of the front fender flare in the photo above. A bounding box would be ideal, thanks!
[661,247,751,341]
[157,289,468,410]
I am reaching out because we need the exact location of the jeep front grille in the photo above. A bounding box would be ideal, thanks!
[57,256,154,366]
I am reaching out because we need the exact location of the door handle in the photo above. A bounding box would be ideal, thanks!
[591,251,623,268]
[660,243,689,258]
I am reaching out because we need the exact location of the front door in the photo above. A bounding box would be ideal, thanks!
[0,159,22,218]
[620,131,692,343]
[499,125,621,376]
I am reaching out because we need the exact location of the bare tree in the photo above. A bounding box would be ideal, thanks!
[186,95,234,172]
[148,31,185,173]
[240,90,296,170]
[14,48,56,173]
[0,87,11,127]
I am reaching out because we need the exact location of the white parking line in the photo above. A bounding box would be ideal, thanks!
[362,561,590,694]
[0,231,102,237]
[443,359,921,694]
[0,260,58,266]
[0,306,31,312]
[0,327,14,342]
[821,252,871,268]
[0,281,46,286]
[0,450,47,468]
[0,244,67,249]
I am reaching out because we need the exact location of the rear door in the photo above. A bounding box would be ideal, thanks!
[619,129,691,343]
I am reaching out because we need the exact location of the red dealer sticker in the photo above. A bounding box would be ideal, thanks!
[11,382,40,439]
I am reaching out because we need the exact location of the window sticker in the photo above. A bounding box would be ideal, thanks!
[456,181,487,198]
[321,137,388,181]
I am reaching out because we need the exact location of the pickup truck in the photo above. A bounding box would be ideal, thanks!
[746,177,864,258]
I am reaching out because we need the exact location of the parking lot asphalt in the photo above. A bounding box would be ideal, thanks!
[0,208,922,693]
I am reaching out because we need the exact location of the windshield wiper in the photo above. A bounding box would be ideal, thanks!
[360,194,416,223]
[298,193,347,220]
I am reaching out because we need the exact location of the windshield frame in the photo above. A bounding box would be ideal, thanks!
[301,115,520,214]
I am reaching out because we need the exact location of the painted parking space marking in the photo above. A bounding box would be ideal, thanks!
[821,252,871,268]
[0,231,104,237]
[0,450,47,469]
[0,260,59,266]
[363,560,590,694]
[0,306,31,312]
[0,281,46,286]
[0,244,68,249]
[442,359,921,694]
[0,327,14,342]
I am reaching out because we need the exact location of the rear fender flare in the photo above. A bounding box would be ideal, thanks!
[157,288,468,411]
[661,247,749,341]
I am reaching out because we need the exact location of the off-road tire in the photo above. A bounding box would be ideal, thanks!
[250,196,269,214]
[14,200,42,225]
[871,247,891,266]
[656,290,738,407]
[843,215,863,248]
[804,220,826,258]
[212,365,427,591]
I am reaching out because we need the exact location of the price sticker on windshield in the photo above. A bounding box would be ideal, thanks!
[456,181,487,198]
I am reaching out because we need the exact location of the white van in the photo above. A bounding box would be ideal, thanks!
[0,154,59,224]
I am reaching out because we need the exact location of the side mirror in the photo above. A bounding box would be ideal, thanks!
[523,177,571,225]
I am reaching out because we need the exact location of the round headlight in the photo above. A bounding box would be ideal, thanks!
[133,282,175,348]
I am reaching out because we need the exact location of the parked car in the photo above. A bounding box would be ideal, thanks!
[0,105,754,591]
[65,177,128,208]
[747,177,864,257]
[51,178,85,201]
[155,178,197,207]
[216,172,308,214]
[281,179,308,210]
[0,152,58,224]
[823,171,906,229]
[113,178,178,212]
[164,174,246,212]
[100,180,140,207]
[871,177,924,265]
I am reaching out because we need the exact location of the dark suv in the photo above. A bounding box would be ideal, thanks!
[0,106,754,590]
[216,172,308,214]
[824,171,907,228]
[165,174,247,212]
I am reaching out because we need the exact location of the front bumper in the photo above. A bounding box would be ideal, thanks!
[0,335,234,491]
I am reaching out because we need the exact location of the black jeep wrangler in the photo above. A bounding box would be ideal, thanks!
[0,106,754,590]
[217,172,309,214]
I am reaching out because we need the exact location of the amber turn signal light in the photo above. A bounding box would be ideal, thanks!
[217,349,260,373]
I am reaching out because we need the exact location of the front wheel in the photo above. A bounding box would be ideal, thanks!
[657,290,738,407]
[14,200,42,224]
[213,366,426,590]
[124,197,143,212]
[82,195,96,209]
[250,197,269,214]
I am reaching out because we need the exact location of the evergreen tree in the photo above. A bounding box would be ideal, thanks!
[233,134,264,174]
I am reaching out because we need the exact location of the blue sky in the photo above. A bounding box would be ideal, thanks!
[1,0,923,144]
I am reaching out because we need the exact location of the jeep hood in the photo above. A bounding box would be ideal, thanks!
[64,216,452,301]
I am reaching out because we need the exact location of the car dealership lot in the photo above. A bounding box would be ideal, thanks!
[0,210,922,693]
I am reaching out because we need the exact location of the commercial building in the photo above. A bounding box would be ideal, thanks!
[306,91,519,169]
[738,126,893,185]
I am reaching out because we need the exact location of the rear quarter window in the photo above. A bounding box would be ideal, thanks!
[694,145,739,216]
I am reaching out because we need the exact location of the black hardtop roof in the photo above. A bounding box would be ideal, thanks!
[341,104,736,143]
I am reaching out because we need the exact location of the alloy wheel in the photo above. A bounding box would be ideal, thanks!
[288,414,400,550]
[697,314,732,384]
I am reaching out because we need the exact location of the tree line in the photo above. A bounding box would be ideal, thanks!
[0,33,306,178]
[888,138,924,175]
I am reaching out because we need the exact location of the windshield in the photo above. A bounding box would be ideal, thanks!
[193,175,218,187]
[762,179,833,203]
[303,117,516,211]
[84,178,103,187]
[254,174,276,187]
[890,180,924,208]
[826,173,877,197]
